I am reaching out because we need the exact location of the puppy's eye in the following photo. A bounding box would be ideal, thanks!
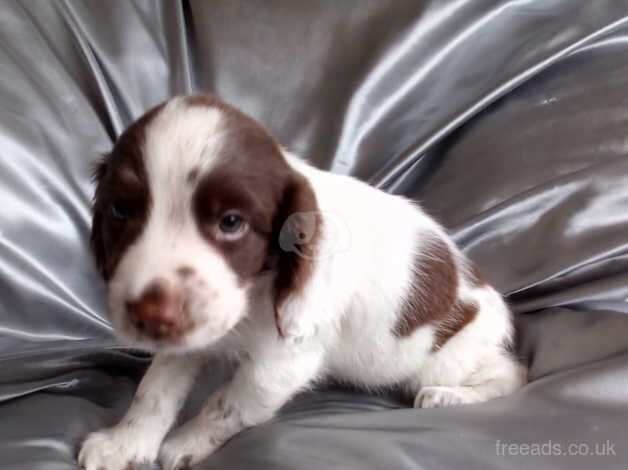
[110,201,128,220]
[218,213,245,235]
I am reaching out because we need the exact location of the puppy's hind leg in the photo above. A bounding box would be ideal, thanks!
[415,351,527,409]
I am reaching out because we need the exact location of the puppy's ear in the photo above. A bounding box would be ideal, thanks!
[273,174,322,338]
[90,155,109,279]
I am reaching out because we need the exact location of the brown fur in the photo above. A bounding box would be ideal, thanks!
[186,95,321,321]
[393,236,459,337]
[126,279,195,341]
[188,95,320,302]
[90,103,164,280]
[272,174,319,334]
[432,300,479,351]
[393,236,478,349]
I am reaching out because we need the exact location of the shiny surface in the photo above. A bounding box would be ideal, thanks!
[1,1,628,468]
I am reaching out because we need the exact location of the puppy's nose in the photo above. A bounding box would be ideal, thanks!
[126,279,184,339]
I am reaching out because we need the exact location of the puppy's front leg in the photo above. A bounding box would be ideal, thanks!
[79,352,203,470]
[159,346,323,470]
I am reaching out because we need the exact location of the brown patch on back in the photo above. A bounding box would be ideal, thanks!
[432,300,478,351]
[393,237,458,337]
[393,236,480,349]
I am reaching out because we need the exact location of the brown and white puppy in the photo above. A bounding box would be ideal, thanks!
[79,95,525,470]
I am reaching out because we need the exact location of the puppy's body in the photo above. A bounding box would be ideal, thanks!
[79,96,525,470]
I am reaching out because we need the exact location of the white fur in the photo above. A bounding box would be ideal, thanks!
[79,353,203,469]
[79,99,526,470]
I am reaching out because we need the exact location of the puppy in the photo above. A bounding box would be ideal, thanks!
[79,95,526,470]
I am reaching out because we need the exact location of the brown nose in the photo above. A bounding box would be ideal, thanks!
[126,279,187,339]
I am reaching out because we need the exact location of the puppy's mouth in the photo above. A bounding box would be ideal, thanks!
[108,287,212,350]
[111,299,243,354]
[106,270,247,352]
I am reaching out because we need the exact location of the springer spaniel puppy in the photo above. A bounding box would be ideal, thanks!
[79,95,526,470]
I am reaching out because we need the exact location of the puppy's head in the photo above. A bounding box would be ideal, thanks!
[91,95,318,352]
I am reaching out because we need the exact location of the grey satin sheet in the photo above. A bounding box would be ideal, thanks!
[1,1,628,469]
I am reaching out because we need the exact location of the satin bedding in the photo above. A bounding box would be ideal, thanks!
[1,1,628,469]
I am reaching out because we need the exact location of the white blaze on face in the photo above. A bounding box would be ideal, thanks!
[107,99,248,351]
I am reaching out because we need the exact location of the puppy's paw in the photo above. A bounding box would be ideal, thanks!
[159,430,220,470]
[78,428,160,470]
[414,386,479,409]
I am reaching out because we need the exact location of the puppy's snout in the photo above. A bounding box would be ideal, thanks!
[126,279,190,340]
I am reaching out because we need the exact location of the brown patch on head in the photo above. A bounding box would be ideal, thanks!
[393,236,458,337]
[90,103,165,280]
[187,94,320,320]
[432,300,478,351]
[191,103,289,281]
[117,166,142,192]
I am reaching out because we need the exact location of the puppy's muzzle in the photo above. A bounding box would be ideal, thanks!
[126,278,193,341]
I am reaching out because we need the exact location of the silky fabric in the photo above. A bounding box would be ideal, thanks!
[1,1,628,469]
